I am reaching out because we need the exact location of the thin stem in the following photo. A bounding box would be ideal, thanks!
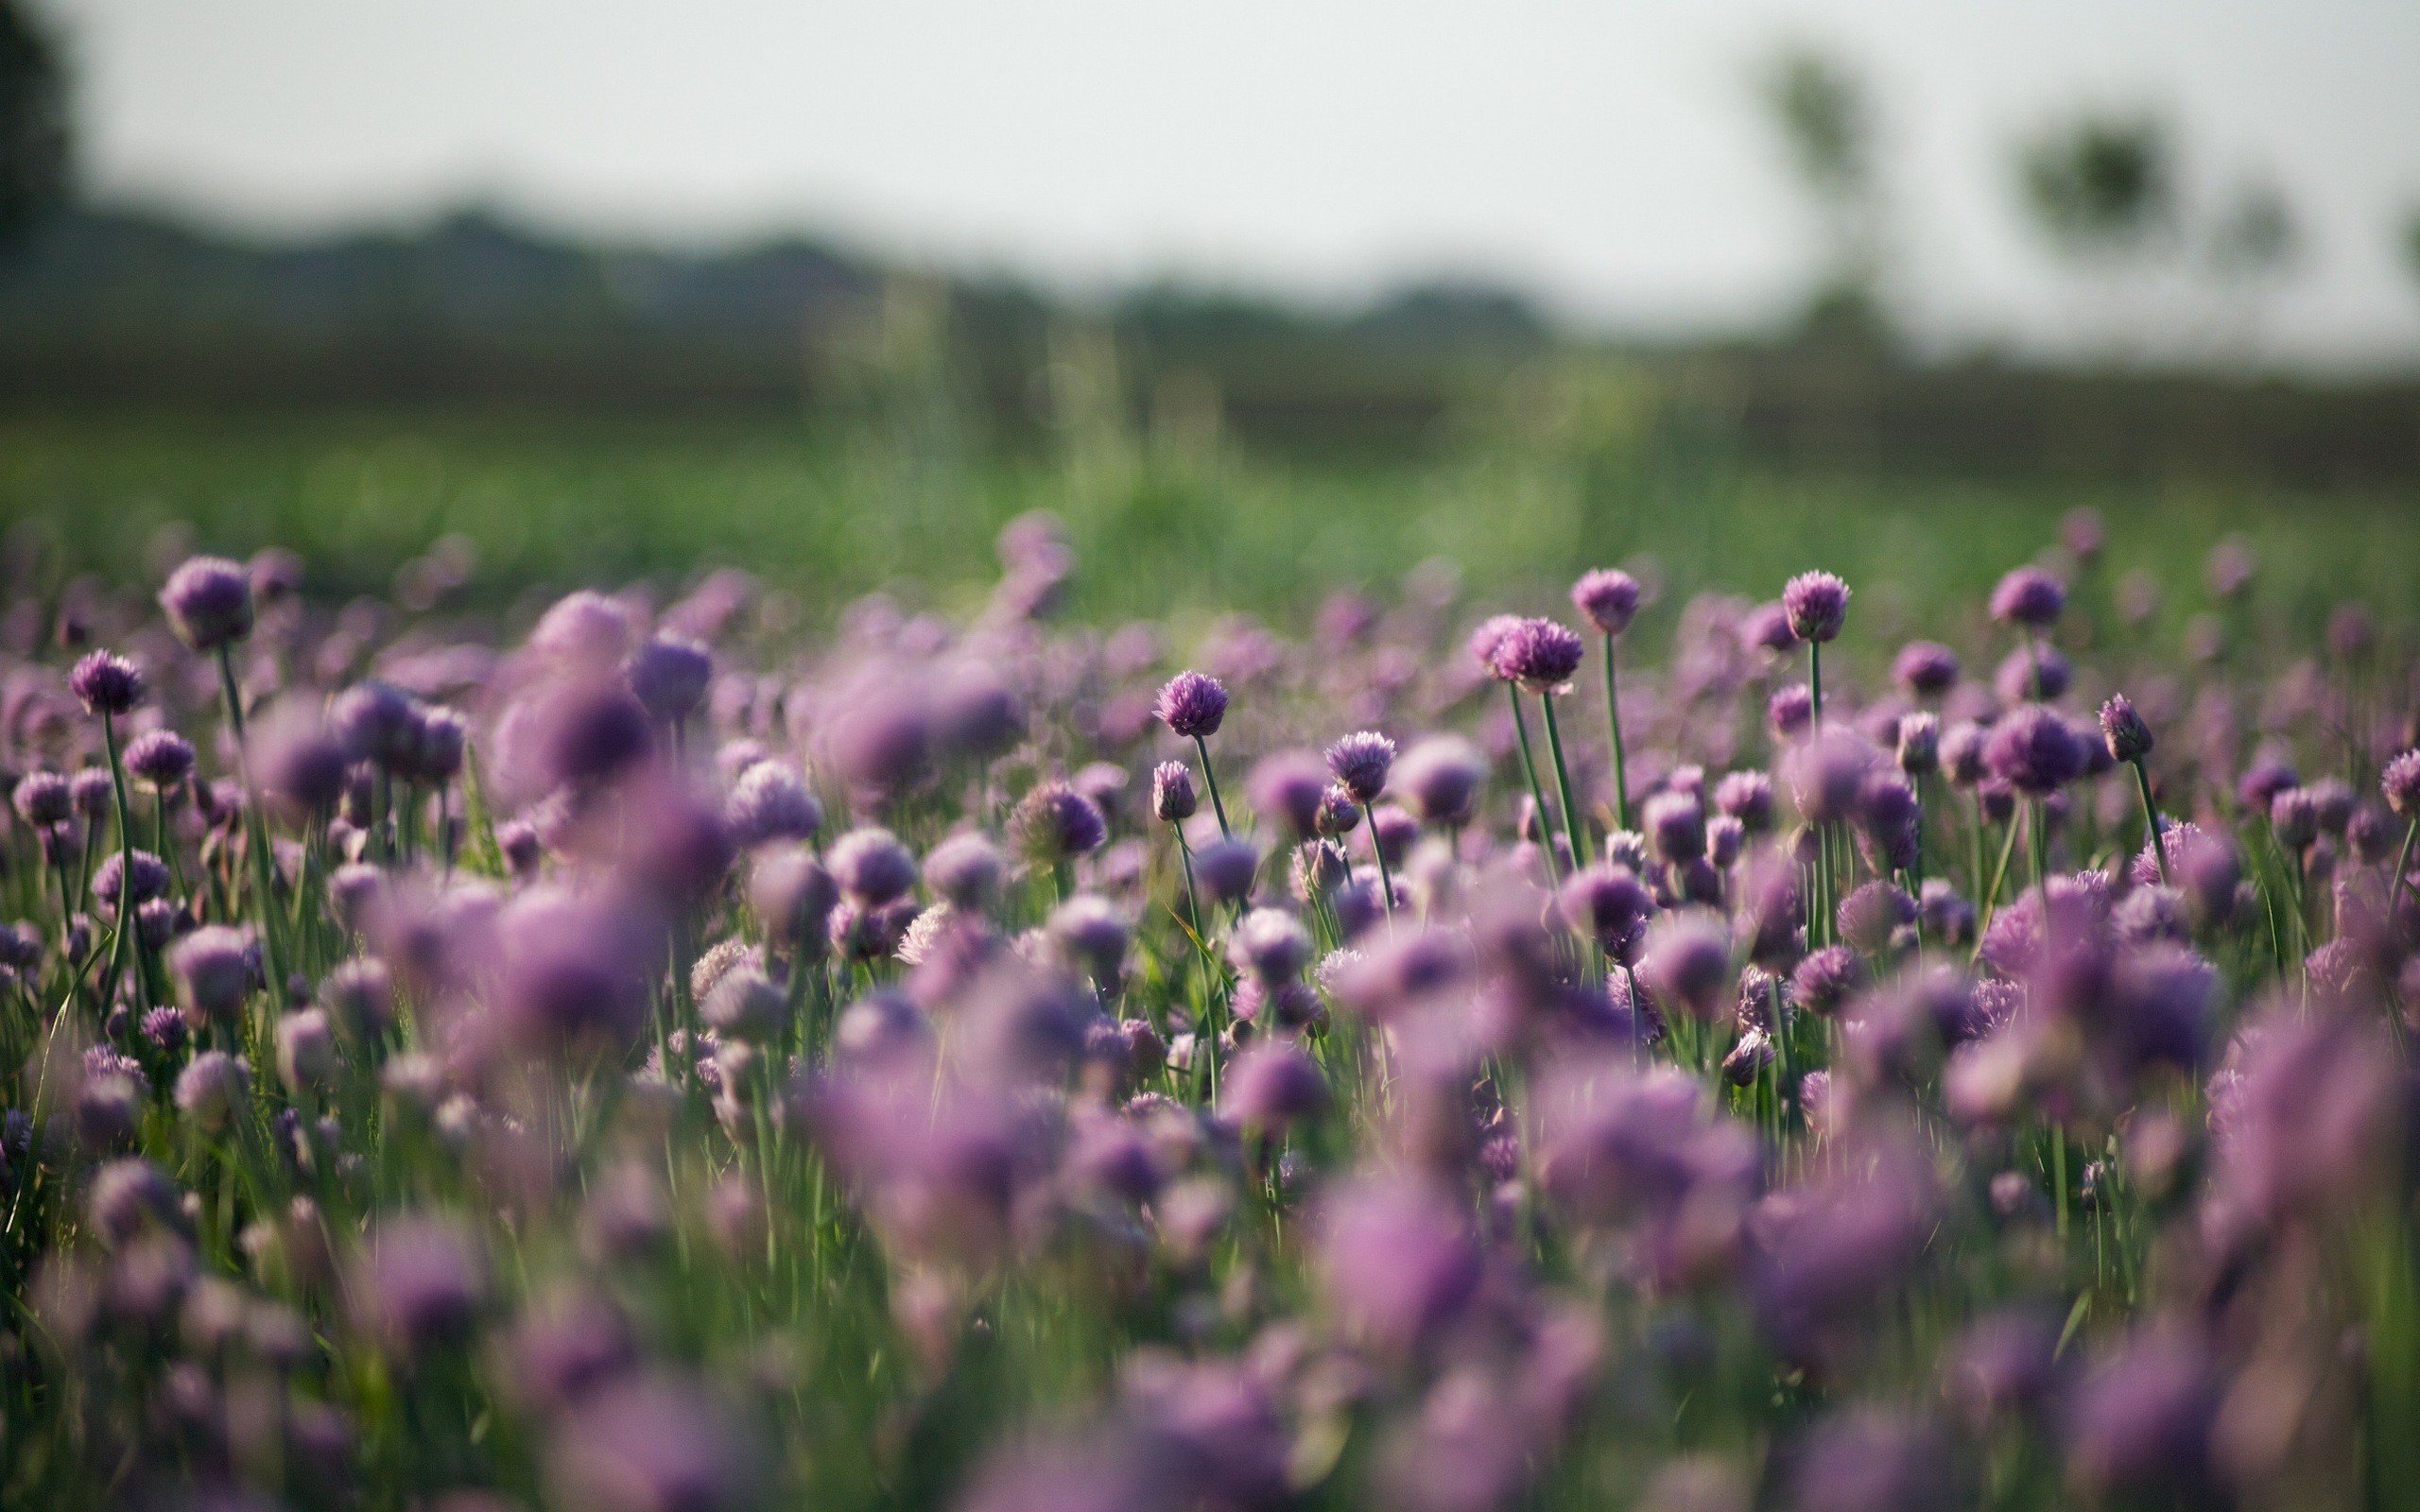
[216,645,288,1000]
[2132,760,2169,884]
[1192,734,1232,840]
[1537,691,1589,869]
[1601,634,1633,832]
[95,714,135,1015]
[2391,818,2416,921]
[1808,641,1824,730]
[1362,804,1397,919]
[1505,683,1561,888]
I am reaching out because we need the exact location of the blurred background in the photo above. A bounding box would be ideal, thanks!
[3,0,2419,627]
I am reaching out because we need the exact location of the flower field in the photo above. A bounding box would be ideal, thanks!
[2,484,2418,1512]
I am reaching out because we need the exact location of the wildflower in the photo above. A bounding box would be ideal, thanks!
[1988,565,2066,629]
[1571,567,1642,635]
[160,555,257,651]
[1153,670,1228,739]
[69,650,145,716]
[1490,617,1585,691]
[1781,572,1850,644]
[1324,730,1396,806]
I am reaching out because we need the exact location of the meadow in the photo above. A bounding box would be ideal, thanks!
[0,395,2417,1512]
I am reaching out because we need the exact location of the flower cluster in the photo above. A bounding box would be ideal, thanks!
[0,516,2413,1512]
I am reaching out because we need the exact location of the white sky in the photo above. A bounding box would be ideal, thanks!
[47,0,2420,369]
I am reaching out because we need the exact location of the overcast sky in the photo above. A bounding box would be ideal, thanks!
[49,0,2420,369]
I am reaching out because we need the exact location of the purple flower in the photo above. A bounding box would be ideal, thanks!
[827,827,919,905]
[12,770,70,827]
[1644,791,1706,865]
[526,679,652,791]
[1465,613,1526,675]
[1220,1040,1329,1131]
[1010,780,1107,862]
[1229,906,1313,984]
[1248,750,1328,838]
[546,1374,768,1512]
[493,888,658,1058]
[623,634,714,724]
[171,925,255,1027]
[723,761,822,849]
[2059,1331,2222,1506]
[254,710,348,816]
[1788,730,1879,823]
[1490,617,1586,692]
[1768,684,1814,740]
[1571,568,1642,636]
[174,1051,251,1131]
[93,850,169,909]
[1150,760,1198,824]
[1733,600,1793,656]
[160,555,257,651]
[1892,641,1960,697]
[1993,643,2072,703]
[1191,838,1260,906]
[1714,770,1774,832]
[1324,730,1396,806]
[923,833,1004,912]
[354,1213,488,1363]
[124,729,196,790]
[2382,748,2420,819]
[700,966,786,1043]
[1837,880,1917,954]
[1559,864,1655,959]
[531,589,638,668]
[1154,670,1229,739]
[1988,565,2066,629]
[2099,693,2152,763]
[1396,736,1487,827]
[1781,572,1850,644]
[1982,705,2084,795]
[1787,1406,1957,1512]
[1316,1173,1483,1358]
[1638,910,1732,1020]
[1790,945,1863,1017]
[69,650,145,716]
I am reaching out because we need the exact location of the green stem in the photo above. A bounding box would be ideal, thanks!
[1537,691,1589,869]
[2132,760,2169,884]
[1192,734,1232,840]
[1808,640,1824,730]
[2391,818,2416,922]
[95,715,135,1015]
[1363,804,1397,919]
[1505,683,1561,888]
[216,645,287,999]
[1601,635,1633,832]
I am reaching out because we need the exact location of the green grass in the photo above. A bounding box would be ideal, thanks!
[2,409,2413,645]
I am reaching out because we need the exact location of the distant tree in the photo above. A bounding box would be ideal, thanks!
[0,0,70,246]
[1757,43,1890,349]
[2017,112,2177,260]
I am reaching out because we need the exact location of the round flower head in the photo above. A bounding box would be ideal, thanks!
[1490,617,1585,692]
[70,767,112,819]
[1221,1040,1329,1131]
[94,850,170,909]
[1644,791,1706,865]
[254,711,347,816]
[531,589,637,668]
[827,827,918,905]
[1791,944,1864,1017]
[277,1008,339,1095]
[1010,780,1107,863]
[1983,705,2085,795]
[1395,735,1486,827]
[174,1050,251,1132]
[1324,730,1396,806]
[171,925,256,1027]
[1230,907,1313,984]
[1895,713,1940,777]
[1994,644,2072,704]
[1465,613,1526,676]
[330,680,422,771]
[1768,684,1814,741]
[1558,863,1655,958]
[1715,769,1774,832]
[408,706,469,784]
[700,966,786,1043]
[1988,565,2066,629]
[69,650,145,717]
[159,555,256,651]
[1313,785,1360,837]
[723,762,822,850]
[354,1214,489,1363]
[1570,568,1642,636]
[13,770,71,827]
[749,850,838,951]
[1838,880,1918,954]
[922,832,1004,913]
[1743,601,1798,654]
[1192,837,1259,906]
[1893,641,1961,698]
[1049,894,1131,982]
[623,635,714,725]
[124,729,197,791]
[2270,787,2320,850]
[1637,909,1733,1020]
[1782,571,1850,644]
[2382,749,2420,820]
[1154,671,1229,739]
[1150,761,1198,824]
[1249,751,1328,839]
[2100,694,2153,764]
[1788,730,1880,825]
